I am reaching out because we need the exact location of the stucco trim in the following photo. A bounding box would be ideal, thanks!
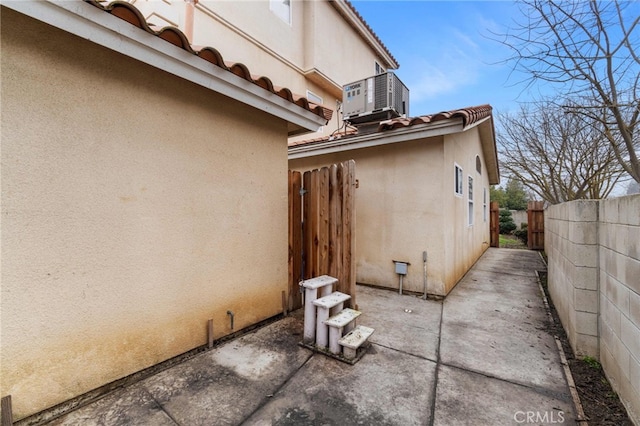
[4,0,328,136]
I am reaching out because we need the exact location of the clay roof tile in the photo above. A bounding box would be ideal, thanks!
[85,0,333,123]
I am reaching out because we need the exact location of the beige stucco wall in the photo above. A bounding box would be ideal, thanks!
[129,0,391,141]
[1,10,288,419]
[545,195,640,425]
[442,128,492,294]
[289,128,492,297]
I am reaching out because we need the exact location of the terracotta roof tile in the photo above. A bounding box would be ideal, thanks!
[379,104,493,131]
[288,127,358,147]
[86,0,333,123]
[288,104,493,148]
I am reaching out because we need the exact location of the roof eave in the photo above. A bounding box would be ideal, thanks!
[475,118,500,185]
[4,0,328,136]
[288,119,464,159]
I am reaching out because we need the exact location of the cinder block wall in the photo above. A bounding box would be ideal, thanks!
[545,200,600,357]
[545,195,640,425]
[598,196,640,425]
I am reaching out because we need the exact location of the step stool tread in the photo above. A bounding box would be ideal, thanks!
[324,308,361,327]
[312,291,351,309]
[300,275,338,290]
[339,325,375,349]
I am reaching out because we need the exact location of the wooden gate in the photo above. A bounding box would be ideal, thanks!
[527,201,545,250]
[490,201,500,247]
[288,160,356,311]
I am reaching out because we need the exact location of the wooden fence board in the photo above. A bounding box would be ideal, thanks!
[329,164,342,292]
[528,201,545,250]
[490,201,500,247]
[343,160,356,308]
[288,170,303,310]
[288,161,356,310]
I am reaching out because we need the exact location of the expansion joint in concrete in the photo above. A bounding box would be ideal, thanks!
[369,342,437,363]
[145,388,181,426]
[239,351,315,423]
[428,301,444,426]
[441,361,573,403]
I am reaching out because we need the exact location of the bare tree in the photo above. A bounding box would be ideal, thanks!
[499,0,640,183]
[497,102,627,204]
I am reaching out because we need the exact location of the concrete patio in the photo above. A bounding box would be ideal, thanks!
[39,248,577,425]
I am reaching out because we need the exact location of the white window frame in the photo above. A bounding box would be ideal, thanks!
[270,0,291,25]
[468,176,474,226]
[454,164,463,196]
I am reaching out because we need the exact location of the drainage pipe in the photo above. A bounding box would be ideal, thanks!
[422,251,428,300]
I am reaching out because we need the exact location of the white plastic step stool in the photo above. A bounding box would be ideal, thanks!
[312,291,351,349]
[339,325,375,360]
[324,308,361,354]
[300,275,337,344]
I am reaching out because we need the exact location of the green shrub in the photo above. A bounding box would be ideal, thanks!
[514,223,528,244]
[499,209,516,234]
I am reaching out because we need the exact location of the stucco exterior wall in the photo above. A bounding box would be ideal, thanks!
[545,195,640,425]
[442,128,492,294]
[1,10,288,419]
[129,0,391,141]
[289,139,447,295]
[289,127,492,297]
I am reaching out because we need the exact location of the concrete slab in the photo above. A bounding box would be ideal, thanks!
[357,284,441,361]
[139,316,311,426]
[245,344,437,426]
[45,385,176,426]
[441,249,569,394]
[433,364,575,425]
[40,248,578,426]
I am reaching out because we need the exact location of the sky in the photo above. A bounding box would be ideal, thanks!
[350,1,536,117]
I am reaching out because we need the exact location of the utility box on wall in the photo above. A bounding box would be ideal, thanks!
[342,72,409,124]
[394,261,408,275]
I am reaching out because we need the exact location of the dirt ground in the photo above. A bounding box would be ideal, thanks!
[539,271,633,425]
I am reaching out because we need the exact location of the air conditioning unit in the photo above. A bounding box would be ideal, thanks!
[342,72,409,124]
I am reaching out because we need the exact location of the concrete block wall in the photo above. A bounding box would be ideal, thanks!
[511,210,528,230]
[545,200,600,357]
[545,194,640,425]
[598,196,640,425]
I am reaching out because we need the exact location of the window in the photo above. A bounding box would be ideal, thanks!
[454,164,463,196]
[468,176,474,226]
[270,0,291,24]
[375,61,385,75]
[483,188,488,223]
[476,155,482,175]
